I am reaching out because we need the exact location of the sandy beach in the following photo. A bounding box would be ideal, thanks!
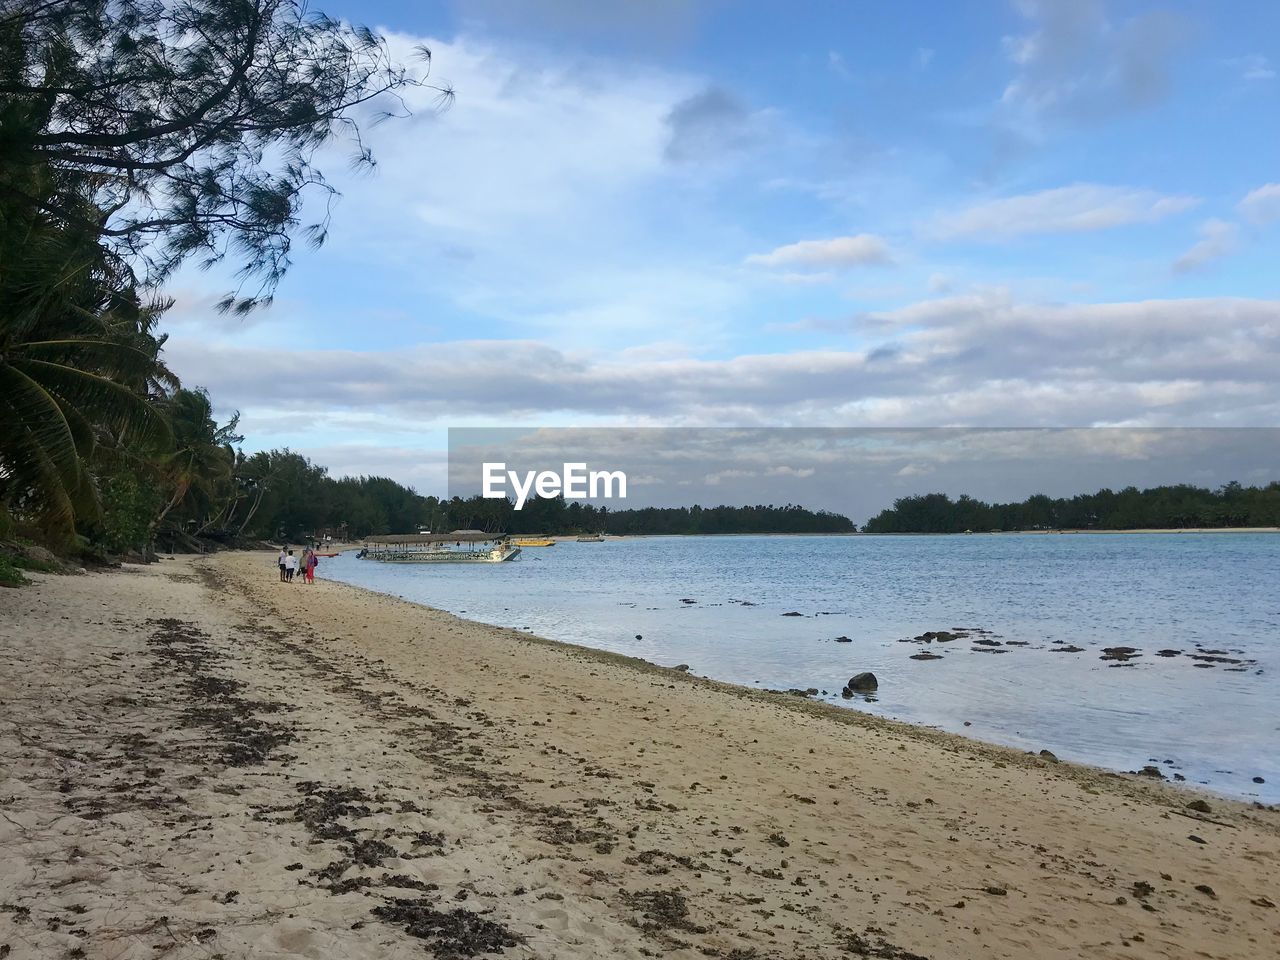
[2,553,1277,960]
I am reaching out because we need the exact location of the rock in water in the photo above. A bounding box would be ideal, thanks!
[846,672,878,692]
[1100,646,1141,662]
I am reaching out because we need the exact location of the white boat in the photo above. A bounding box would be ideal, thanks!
[576,533,605,542]
[358,531,521,563]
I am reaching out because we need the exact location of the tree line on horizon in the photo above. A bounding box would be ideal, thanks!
[863,482,1280,533]
[113,445,857,544]
[434,496,855,538]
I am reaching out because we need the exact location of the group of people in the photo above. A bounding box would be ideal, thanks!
[277,546,320,584]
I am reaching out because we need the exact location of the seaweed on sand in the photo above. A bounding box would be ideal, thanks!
[622,888,709,935]
[371,898,523,959]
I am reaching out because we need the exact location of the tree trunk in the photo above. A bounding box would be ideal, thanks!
[237,485,267,536]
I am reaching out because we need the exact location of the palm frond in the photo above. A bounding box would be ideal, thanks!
[12,358,173,447]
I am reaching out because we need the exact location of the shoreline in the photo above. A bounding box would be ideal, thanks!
[860,527,1280,536]
[3,554,1278,959]
[548,527,1280,539]
[325,552,1268,802]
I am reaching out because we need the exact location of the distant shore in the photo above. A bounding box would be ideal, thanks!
[863,526,1280,536]
[2,553,1277,959]
[546,526,1280,538]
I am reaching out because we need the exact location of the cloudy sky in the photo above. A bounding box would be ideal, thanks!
[165,0,1280,498]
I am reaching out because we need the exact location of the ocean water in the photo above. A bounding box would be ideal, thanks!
[320,533,1280,802]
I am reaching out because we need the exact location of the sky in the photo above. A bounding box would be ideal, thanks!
[164,0,1280,502]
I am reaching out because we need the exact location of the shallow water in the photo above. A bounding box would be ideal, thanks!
[320,533,1280,802]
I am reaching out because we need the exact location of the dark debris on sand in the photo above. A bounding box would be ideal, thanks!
[371,898,523,959]
[839,927,931,959]
[623,888,709,938]
[259,778,524,955]
[146,618,296,767]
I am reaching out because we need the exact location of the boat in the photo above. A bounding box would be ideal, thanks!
[514,537,556,547]
[358,531,521,563]
[576,533,605,542]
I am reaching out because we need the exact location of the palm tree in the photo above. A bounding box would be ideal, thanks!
[146,390,242,547]
[0,178,175,545]
[232,450,286,536]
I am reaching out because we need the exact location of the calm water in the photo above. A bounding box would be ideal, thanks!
[321,534,1280,802]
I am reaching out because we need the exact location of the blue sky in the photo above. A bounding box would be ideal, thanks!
[165,0,1280,493]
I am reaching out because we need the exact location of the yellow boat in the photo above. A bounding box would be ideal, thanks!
[514,537,557,547]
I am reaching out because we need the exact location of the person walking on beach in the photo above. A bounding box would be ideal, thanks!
[284,549,298,582]
[305,549,319,584]
[277,547,288,582]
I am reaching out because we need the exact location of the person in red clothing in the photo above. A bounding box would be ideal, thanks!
[305,548,318,583]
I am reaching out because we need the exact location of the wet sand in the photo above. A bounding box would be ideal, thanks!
[1,552,1277,959]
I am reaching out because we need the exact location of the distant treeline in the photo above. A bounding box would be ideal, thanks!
[440,497,855,537]
[862,482,1280,533]
[373,493,854,540]
[136,448,855,545]
[594,503,854,536]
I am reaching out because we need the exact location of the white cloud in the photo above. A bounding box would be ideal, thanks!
[169,294,1280,438]
[1239,183,1280,225]
[744,234,892,269]
[771,272,837,286]
[896,463,935,478]
[364,34,683,235]
[1227,54,1276,82]
[1172,219,1239,274]
[280,32,761,350]
[704,468,756,485]
[930,184,1199,240]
